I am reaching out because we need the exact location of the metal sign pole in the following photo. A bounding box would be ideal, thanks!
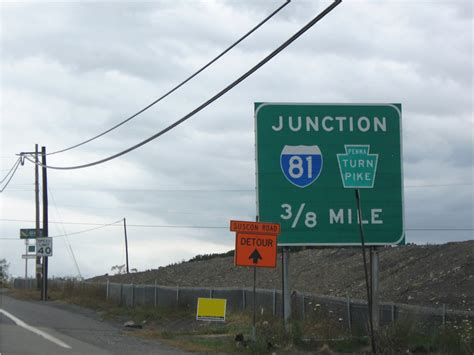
[252,215,258,342]
[283,246,291,330]
[24,240,28,289]
[281,248,285,325]
[123,217,129,274]
[252,266,257,341]
[355,189,376,353]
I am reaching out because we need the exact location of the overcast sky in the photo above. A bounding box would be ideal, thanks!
[1,0,472,279]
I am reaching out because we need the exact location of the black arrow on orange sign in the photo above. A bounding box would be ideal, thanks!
[249,249,262,264]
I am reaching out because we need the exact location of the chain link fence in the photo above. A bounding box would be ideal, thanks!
[13,278,474,332]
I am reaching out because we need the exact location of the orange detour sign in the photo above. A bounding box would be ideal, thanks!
[235,233,277,268]
[230,220,280,235]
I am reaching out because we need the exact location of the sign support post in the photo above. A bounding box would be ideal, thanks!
[252,216,257,342]
[371,248,380,331]
[282,247,290,330]
[252,266,257,341]
[355,189,376,353]
[123,217,130,274]
[24,239,28,289]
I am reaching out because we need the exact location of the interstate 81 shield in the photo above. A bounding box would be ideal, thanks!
[280,145,323,188]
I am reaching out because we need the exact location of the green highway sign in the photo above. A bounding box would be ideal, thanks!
[20,229,43,239]
[255,103,404,246]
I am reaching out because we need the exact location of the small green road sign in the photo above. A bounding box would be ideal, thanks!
[255,103,404,246]
[337,145,378,188]
[20,229,43,239]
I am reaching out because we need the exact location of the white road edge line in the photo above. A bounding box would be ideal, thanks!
[0,308,72,349]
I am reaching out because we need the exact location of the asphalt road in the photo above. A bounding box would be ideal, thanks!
[0,289,187,355]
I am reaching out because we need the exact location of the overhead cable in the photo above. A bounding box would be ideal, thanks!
[43,219,124,238]
[0,158,22,193]
[0,228,472,240]
[0,218,471,232]
[49,187,83,279]
[0,158,20,184]
[10,182,470,192]
[46,0,291,156]
[22,0,342,170]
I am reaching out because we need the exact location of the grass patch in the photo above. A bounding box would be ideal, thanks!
[9,287,474,353]
[376,318,474,354]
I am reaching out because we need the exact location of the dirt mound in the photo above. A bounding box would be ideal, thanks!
[90,241,474,311]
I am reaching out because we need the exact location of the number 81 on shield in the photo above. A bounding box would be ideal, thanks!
[280,145,323,188]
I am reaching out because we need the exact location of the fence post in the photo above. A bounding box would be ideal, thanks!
[242,289,246,311]
[302,294,305,320]
[371,248,380,331]
[442,304,446,325]
[391,303,396,323]
[346,295,352,331]
[209,287,213,298]
[154,280,157,308]
[131,283,135,307]
[176,285,179,308]
[106,279,109,302]
[272,289,276,316]
[119,283,123,306]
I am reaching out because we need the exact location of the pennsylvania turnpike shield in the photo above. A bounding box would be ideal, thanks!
[280,145,323,188]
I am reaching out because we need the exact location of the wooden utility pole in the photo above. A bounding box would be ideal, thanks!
[35,144,42,290]
[41,146,49,301]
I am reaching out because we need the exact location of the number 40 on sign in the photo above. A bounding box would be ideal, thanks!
[36,238,53,257]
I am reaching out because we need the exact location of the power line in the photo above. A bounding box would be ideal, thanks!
[50,220,123,238]
[0,217,472,233]
[0,218,227,229]
[0,218,124,226]
[21,1,342,170]
[8,182,470,191]
[45,219,122,238]
[0,158,22,193]
[19,187,255,192]
[46,0,291,156]
[0,158,20,184]
[49,187,83,279]
[0,219,124,240]
[0,228,471,241]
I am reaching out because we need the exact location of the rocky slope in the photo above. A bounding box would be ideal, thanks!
[90,241,474,311]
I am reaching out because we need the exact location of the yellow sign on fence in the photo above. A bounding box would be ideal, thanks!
[196,298,227,322]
